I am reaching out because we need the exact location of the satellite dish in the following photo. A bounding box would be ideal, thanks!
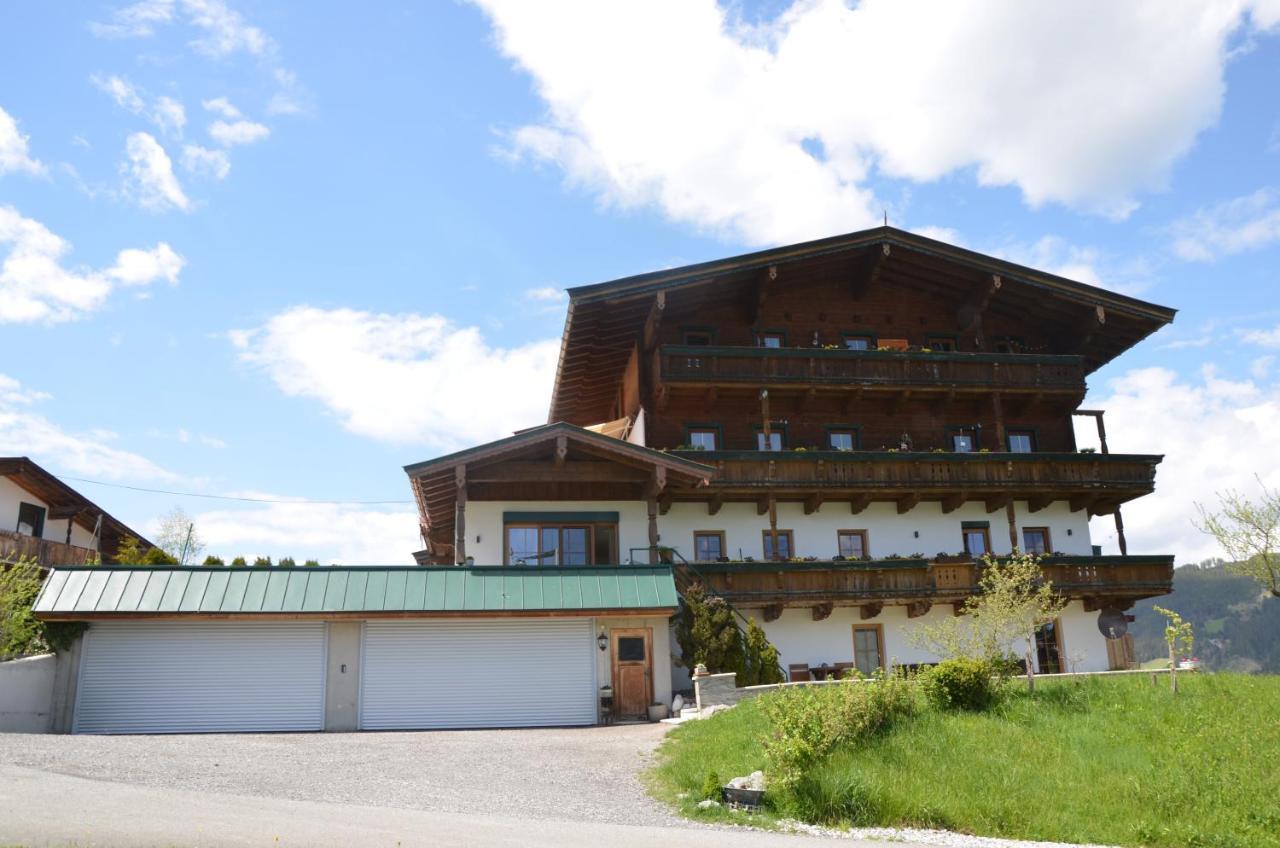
[1098,608,1128,640]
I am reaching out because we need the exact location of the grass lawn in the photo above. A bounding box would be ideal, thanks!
[648,673,1280,847]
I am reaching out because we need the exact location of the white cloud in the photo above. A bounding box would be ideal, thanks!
[209,119,270,147]
[1080,365,1280,562]
[201,96,241,119]
[472,0,1279,245]
[0,372,176,481]
[0,106,46,177]
[122,132,190,212]
[230,306,560,450]
[524,286,566,302]
[0,205,183,324]
[1168,188,1280,261]
[1243,324,1280,348]
[190,500,419,565]
[1251,355,1275,379]
[266,68,310,116]
[181,143,231,179]
[92,0,273,57]
[90,74,187,137]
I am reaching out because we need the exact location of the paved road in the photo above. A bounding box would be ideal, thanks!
[0,762,887,848]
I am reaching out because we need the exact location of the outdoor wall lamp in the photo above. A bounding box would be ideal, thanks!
[597,631,608,652]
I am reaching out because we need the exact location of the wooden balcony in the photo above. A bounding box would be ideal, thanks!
[677,554,1173,612]
[664,450,1159,515]
[0,530,98,567]
[658,345,1085,396]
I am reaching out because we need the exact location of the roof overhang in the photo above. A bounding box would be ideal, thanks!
[549,225,1177,424]
[0,457,152,549]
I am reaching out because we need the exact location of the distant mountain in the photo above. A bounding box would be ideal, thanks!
[1130,560,1280,674]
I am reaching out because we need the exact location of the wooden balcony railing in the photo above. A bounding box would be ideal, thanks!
[678,555,1173,607]
[667,451,1160,503]
[0,530,98,567]
[659,345,1085,393]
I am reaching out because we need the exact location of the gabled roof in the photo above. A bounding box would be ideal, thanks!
[0,457,152,551]
[404,423,715,558]
[33,564,680,619]
[550,225,1177,424]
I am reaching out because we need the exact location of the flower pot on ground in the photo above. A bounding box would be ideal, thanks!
[648,702,669,721]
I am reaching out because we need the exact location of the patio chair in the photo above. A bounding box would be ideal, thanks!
[833,662,855,679]
[788,663,811,682]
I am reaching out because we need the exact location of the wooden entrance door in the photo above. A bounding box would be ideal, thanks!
[610,628,652,718]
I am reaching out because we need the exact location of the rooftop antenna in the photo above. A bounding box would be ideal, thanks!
[883,210,888,226]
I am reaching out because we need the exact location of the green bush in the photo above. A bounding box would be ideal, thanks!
[921,658,999,711]
[760,675,916,791]
[278,557,296,568]
[229,556,248,567]
[252,556,272,568]
[700,769,722,800]
[202,555,225,566]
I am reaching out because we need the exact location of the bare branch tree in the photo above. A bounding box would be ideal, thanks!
[1194,478,1280,598]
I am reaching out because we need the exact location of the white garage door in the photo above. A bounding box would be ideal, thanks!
[74,622,327,734]
[360,619,596,730]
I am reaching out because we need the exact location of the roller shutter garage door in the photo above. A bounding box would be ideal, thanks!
[74,622,327,734]
[360,619,596,729]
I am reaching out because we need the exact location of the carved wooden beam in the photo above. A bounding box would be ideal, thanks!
[860,602,882,620]
[553,434,568,467]
[1083,596,1106,612]
[641,290,666,353]
[896,493,922,514]
[762,603,784,623]
[748,265,777,324]
[658,491,673,516]
[1069,493,1097,513]
[940,493,965,514]
[984,493,1012,514]
[907,600,932,619]
[757,495,772,516]
[804,493,824,515]
[707,493,723,516]
[957,273,1002,337]
[1089,500,1120,517]
[812,602,834,622]
[850,494,872,514]
[851,242,890,299]
[643,466,668,500]
[1027,494,1055,513]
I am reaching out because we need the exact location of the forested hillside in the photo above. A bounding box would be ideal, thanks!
[1130,560,1280,673]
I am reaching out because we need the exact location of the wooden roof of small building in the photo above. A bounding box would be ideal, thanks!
[0,457,152,552]
[549,225,1177,425]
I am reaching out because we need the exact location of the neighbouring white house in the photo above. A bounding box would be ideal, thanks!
[25,226,1175,734]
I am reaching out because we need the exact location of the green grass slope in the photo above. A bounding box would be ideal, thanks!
[649,674,1280,848]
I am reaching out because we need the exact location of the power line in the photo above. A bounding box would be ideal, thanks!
[54,475,414,506]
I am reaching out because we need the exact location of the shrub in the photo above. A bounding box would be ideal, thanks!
[141,546,178,565]
[741,618,784,686]
[278,557,297,568]
[700,769,722,800]
[760,674,915,791]
[921,658,999,711]
[252,556,272,568]
[202,555,225,566]
[229,556,248,567]
[303,559,320,567]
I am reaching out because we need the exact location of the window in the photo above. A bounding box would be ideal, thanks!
[950,428,977,452]
[617,636,647,662]
[993,337,1024,354]
[683,329,713,345]
[842,334,874,351]
[828,429,858,451]
[756,430,784,451]
[852,624,885,675]
[758,331,786,348]
[762,530,794,561]
[16,502,45,537]
[687,428,719,451]
[506,524,597,565]
[925,335,957,352]
[1035,620,1063,674]
[693,531,725,562]
[1007,430,1036,453]
[962,525,991,557]
[837,530,868,559]
[1022,527,1051,555]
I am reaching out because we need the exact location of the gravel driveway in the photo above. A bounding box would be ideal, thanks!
[0,723,681,828]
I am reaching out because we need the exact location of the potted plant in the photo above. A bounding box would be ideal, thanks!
[656,545,676,564]
[648,701,669,721]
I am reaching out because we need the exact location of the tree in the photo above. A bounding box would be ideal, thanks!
[674,583,745,677]
[278,557,296,568]
[252,556,272,568]
[141,546,178,565]
[912,552,1067,692]
[303,559,320,567]
[1,556,84,657]
[202,555,225,566]
[1195,480,1280,598]
[230,556,248,567]
[741,617,784,685]
[153,507,205,565]
[1153,605,1195,694]
[114,535,147,565]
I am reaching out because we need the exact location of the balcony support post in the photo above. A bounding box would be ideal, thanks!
[1006,501,1019,553]
[454,465,467,565]
[647,497,659,564]
[1114,507,1128,556]
[991,391,1007,450]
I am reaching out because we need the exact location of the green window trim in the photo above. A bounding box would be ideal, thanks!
[752,422,789,450]
[824,424,863,450]
[961,521,990,529]
[754,327,789,347]
[683,422,724,451]
[503,511,620,524]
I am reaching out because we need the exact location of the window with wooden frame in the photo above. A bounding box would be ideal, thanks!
[1006,429,1036,453]
[1035,619,1064,674]
[16,502,45,537]
[762,529,795,561]
[826,427,860,451]
[925,334,958,352]
[505,523,610,566]
[841,332,875,351]
[837,529,869,560]
[685,425,720,452]
[757,329,787,348]
[693,531,726,562]
[682,327,716,345]
[852,623,885,675]
[754,425,786,451]
[962,524,991,557]
[1022,527,1051,555]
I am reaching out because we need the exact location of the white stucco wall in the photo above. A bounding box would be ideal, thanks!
[0,477,96,549]
[465,497,1091,564]
[745,600,1110,674]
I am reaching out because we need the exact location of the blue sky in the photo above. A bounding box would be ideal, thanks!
[1,0,1278,563]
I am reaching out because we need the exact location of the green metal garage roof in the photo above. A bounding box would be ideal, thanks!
[33,565,680,618]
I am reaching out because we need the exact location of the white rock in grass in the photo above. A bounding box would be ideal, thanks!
[696,799,720,810]
[727,770,765,791]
